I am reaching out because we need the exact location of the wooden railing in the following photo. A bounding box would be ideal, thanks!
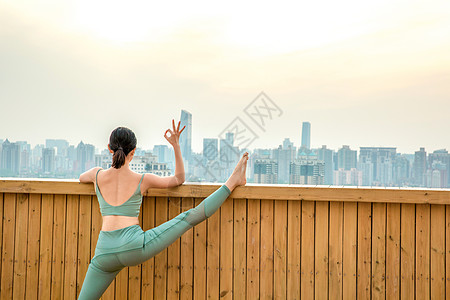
[0,179,449,299]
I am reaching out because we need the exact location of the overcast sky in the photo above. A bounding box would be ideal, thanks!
[1,0,449,154]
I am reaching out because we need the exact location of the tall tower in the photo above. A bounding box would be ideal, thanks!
[301,122,311,150]
[180,110,192,160]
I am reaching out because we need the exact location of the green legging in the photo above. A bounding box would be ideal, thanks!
[78,184,231,300]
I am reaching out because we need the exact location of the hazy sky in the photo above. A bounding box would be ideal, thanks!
[1,0,449,154]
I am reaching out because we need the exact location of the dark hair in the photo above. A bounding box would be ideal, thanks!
[109,127,137,169]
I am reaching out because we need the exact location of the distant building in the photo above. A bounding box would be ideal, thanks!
[428,149,449,188]
[290,159,324,185]
[393,154,411,186]
[180,110,192,161]
[130,153,170,176]
[42,148,55,174]
[203,138,218,161]
[0,139,20,175]
[254,159,278,184]
[273,142,296,184]
[337,145,357,170]
[301,122,311,150]
[76,141,95,174]
[318,145,334,185]
[153,145,171,163]
[334,168,362,186]
[46,139,69,156]
[358,147,396,186]
[413,147,427,186]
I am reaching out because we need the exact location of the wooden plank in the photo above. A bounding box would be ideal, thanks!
[287,200,301,300]
[180,197,193,300]
[357,202,371,299]
[329,201,343,300]
[128,209,144,300]
[386,203,400,300]
[26,193,41,300]
[301,200,314,300]
[372,203,386,300]
[13,193,29,299]
[220,198,234,300]
[431,205,445,299]
[167,197,181,300]
[315,201,329,300]
[141,196,156,300]
[154,196,168,300]
[0,193,3,288]
[193,197,207,300]
[400,204,415,300]
[274,200,287,299]
[39,194,54,300]
[64,194,79,300]
[247,199,260,300]
[343,202,357,300]
[3,180,450,204]
[51,194,66,300]
[416,204,430,299]
[233,198,246,299]
[1,193,16,299]
[447,205,450,300]
[207,198,220,300]
[77,195,92,299]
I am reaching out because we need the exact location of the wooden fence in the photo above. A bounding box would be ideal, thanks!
[0,179,450,299]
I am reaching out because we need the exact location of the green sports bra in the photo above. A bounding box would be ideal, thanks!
[95,169,144,217]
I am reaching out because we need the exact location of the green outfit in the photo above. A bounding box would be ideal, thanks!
[78,170,231,299]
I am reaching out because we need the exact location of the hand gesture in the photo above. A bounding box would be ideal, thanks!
[164,119,186,147]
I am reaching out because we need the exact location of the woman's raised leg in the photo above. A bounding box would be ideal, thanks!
[117,152,249,266]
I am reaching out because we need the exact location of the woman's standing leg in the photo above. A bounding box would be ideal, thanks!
[77,262,121,300]
[117,152,249,267]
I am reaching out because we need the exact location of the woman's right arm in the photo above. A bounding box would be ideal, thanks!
[79,167,102,183]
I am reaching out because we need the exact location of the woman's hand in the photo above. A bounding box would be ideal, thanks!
[164,119,186,147]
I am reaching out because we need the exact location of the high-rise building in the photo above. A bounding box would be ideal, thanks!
[0,139,20,175]
[42,148,55,174]
[393,154,411,186]
[333,168,362,186]
[428,149,449,188]
[153,145,171,163]
[76,141,95,174]
[219,132,239,180]
[290,159,324,185]
[337,145,357,170]
[413,147,427,186]
[203,138,218,161]
[318,145,334,185]
[358,147,397,186]
[46,139,69,156]
[180,110,192,161]
[301,122,311,150]
[273,143,296,184]
[254,159,278,184]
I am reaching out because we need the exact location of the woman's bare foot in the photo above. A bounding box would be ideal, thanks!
[225,152,249,192]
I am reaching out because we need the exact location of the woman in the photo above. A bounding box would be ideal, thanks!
[78,120,248,299]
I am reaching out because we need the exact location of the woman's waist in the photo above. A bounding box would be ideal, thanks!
[101,215,139,231]
[95,224,144,255]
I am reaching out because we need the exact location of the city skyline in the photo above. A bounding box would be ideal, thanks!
[1,1,449,154]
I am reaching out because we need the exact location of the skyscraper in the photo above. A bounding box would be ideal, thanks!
[180,110,192,161]
[318,145,334,185]
[337,145,357,170]
[301,122,311,150]
[203,138,218,161]
[413,147,427,186]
